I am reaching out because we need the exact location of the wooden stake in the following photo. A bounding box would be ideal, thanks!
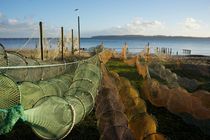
[71,29,74,55]
[39,21,44,60]
[78,16,80,55]
[61,27,64,61]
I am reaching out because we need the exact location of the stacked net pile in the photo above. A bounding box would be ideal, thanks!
[0,49,103,139]
[96,64,135,140]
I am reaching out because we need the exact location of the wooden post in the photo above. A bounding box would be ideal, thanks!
[39,21,44,60]
[78,16,81,55]
[71,29,74,55]
[61,27,64,61]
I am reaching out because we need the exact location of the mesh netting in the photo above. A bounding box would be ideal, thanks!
[100,125,135,140]
[0,46,80,82]
[64,95,86,124]
[123,56,138,66]
[99,49,113,64]
[113,72,166,140]
[0,43,107,140]
[136,61,150,79]
[121,44,128,60]
[0,44,7,70]
[0,75,20,109]
[6,53,28,82]
[149,62,199,91]
[24,58,42,81]
[142,78,210,135]
[96,64,135,139]
[24,96,75,140]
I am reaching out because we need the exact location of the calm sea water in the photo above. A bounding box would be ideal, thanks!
[0,37,210,56]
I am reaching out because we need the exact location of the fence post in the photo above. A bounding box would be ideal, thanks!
[71,29,74,55]
[39,21,44,60]
[61,27,64,61]
[78,16,80,55]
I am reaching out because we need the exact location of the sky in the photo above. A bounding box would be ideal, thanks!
[0,0,210,38]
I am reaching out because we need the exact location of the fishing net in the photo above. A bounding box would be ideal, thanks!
[142,79,170,107]
[121,44,128,60]
[96,65,135,139]
[0,42,104,139]
[6,52,28,82]
[0,44,7,71]
[123,56,138,66]
[177,77,198,92]
[99,49,113,64]
[19,82,44,110]
[64,95,86,124]
[129,113,157,140]
[148,62,199,91]
[100,125,135,140]
[136,61,150,79]
[142,78,210,135]
[23,96,75,140]
[0,46,79,82]
[116,76,167,140]
[38,61,66,80]
[24,58,42,81]
[0,75,20,109]
[65,60,101,115]
[148,62,178,87]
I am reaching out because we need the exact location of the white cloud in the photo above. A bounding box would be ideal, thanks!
[86,17,165,36]
[8,19,18,25]
[0,12,59,38]
[184,17,201,30]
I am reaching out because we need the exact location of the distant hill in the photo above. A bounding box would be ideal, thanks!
[91,35,210,40]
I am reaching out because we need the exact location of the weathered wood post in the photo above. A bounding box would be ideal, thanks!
[61,27,64,61]
[39,21,44,60]
[78,16,80,55]
[71,29,74,55]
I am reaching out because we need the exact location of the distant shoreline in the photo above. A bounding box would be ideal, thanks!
[1,35,210,39]
[91,35,210,39]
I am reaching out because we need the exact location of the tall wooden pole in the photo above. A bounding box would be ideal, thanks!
[71,29,74,55]
[61,27,64,61]
[39,21,44,60]
[78,16,80,55]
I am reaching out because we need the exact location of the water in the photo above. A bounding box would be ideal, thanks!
[0,37,210,56]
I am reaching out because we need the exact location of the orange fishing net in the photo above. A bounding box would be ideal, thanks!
[123,56,138,66]
[121,44,128,60]
[136,61,150,79]
[118,77,166,140]
[142,79,210,120]
[99,50,113,64]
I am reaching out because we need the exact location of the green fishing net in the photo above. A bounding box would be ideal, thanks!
[24,96,75,140]
[0,75,20,109]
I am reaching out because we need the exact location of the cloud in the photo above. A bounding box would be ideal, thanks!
[0,12,59,38]
[8,19,18,25]
[112,17,164,35]
[84,17,165,36]
[184,17,201,30]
